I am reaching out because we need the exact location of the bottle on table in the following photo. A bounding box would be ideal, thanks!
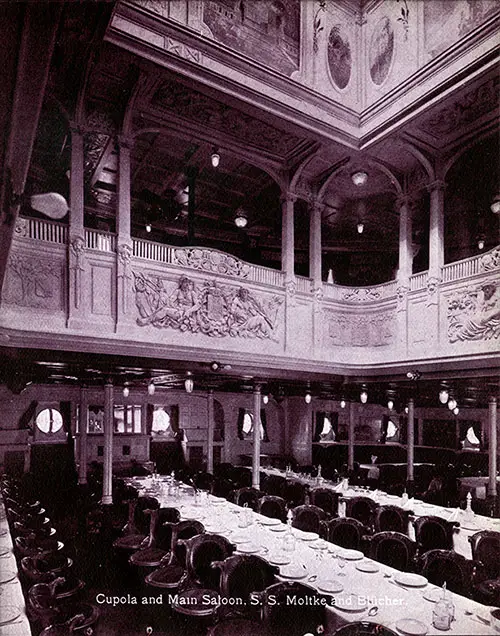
[432,582,454,631]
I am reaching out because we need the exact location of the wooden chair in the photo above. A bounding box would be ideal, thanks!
[344,496,378,529]
[291,504,325,534]
[364,531,417,571]
[320,517,366,550]
[283,480,308,507]
[416,549,477,597]
[309,487,340,517]
[412,515,458,554]
[233,487,262,510]
[333,622,399,635]
[469,530,500,606]
[373,505,411,534]
[129,507,180,569]
[257,495,287,522]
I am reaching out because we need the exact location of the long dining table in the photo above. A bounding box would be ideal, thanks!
[127,475,497,635]
[262,467,500,559]
[0,497,33,635]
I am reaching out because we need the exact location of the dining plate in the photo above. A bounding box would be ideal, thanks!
[203,524,226,533]
[422,587,442,603]
[230,533,251,544]
[0,547,10,557]
[0,570,17,585]
[268,553,291,566]
[335,593,367,612]
[280,564,308,580]
[237,543,262,554]
[260,517,281,526]
[340,549,364,561]
[293,530,319,541]
[209,496,225,503]
[317,579,343,594]
[394,572,428,588]
[356,560,380,573]
[0,605,21,626]
[395,618,428,635]
[269,524,287,533]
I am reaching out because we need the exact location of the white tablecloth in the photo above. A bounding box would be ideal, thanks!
[128,477,498,635]
[0,500,32,635]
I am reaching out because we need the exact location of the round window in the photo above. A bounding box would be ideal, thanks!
[36,408,63,434]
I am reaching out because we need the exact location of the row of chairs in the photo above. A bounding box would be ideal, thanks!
[1,476,100,636]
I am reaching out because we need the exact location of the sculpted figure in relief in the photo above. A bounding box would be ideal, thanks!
[448,282,500,342]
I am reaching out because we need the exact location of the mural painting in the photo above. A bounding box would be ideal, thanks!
[369,16,394,86]
[424,0,499,60]
[327,25,351,90]
[448,283,500,343]
[202,0,300,76]
[134,273,283,340]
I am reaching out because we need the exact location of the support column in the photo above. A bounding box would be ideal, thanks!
[310,199,322,288]
[428,180,445,280]
[78,386,88,486]
[207,390,214,474]
[252,385,262,490]
[398,195,412,284]
[281,193,296,282]
[348,402,355,472]
[67,124,86,327]
[488,397,498,499]
[102,381,114,505]
[116,137,133,329]
[407,398,415,492]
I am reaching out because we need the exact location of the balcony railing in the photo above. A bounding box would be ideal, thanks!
[85,229,116,252]
[295,275,312,293]
[323,279,397,301]
[18,217,68,244]
[409,272,427,291]
[441,246,499,282]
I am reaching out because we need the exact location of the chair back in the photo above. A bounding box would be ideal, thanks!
[291,505,325,534]
[254,581,327,636]
[134,496,160,535]
[309,488,340,516]
[344,497,377,528]
[153,508,181,548]
[416,549,474,597]
[374,505,411,534]
[213,554,278,609]
[365,531,416,571]
[284,481,308,507]
[169,519,205,565]
[234,487,261,510]
[194,471,215,492]
[469,530,500,579]
[321,517,366,550]
[412,515,456,553]
[257,495,287,522]
[181,533,234,589]
[263,474,286,498]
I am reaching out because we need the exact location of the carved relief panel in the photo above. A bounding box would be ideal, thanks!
[133,272,283,341]
[447,281,500,343]
[325,309,395,347]
[3,255,64,310]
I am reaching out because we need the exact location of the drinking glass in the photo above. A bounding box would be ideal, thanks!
[337,554,346,576]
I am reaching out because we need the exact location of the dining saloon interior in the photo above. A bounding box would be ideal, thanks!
[0,1,499,635]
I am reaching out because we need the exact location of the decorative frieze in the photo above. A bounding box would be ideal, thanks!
[4,255,62,309]
[447,282,500,343]
[173,248,250,278]
[326,310,394,347]
[479,248,500,272]
[133,273,283,340]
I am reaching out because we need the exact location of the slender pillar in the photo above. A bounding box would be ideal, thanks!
[310,200,322,288]
[207,390,214,474]
[78,386,88,485]
[69,124,85,236]
[186,167,198,245]
[488,397,498,498]
[348,402,355,471]
[281,193,296,280]
[398,195,412,283]
[117,137,132,243]
[252,385,262,490]
[428,181,445,279]
[102,381,114,505]
[407,398,415,490]
[68,124,86,325]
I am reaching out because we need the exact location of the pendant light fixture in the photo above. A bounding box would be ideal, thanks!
[123,385,130,398]
[184,372,194,394]
[351,171,368,187]
[211,147,220,168]
[147,381,155,396]
[360,387,368,404]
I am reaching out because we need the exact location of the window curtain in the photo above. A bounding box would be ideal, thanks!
[260,409,269,442]
[170,405,180,435]
[330,412,339,438]
[237,408,245,440]
[19,400,37,430]
[146,404,154,435]
[313,411,325,442]
[380,415,389,443]
[459,420,482,449]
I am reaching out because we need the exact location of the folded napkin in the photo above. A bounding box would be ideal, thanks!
[447,508,460,522]
[403,497,414,509]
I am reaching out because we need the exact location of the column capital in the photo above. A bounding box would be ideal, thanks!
[489,396,498,405]
[426,179,446,193]
[69,122,84,137]
[280,192,297,205]
[396,193,412,208]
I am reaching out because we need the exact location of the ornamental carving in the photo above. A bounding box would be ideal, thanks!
[447,283,500,343]
[479,248,500,272]
[118,243,133,266]
[396,285,409,312]
[133,273,283,340]
[369,16,394,86]
[426,276,440,306]
[342,288,382,302]
[151,79,301,156]
[165,37,202,64]
[84,132,110,184]
[134,0,170,18]
[327,311,394,347]
[14,217,28,237]
[4,255,62,309]
[173,248,250,278]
